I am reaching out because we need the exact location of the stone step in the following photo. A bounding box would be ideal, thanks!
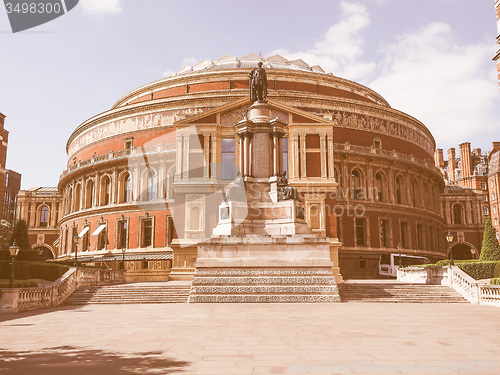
[194,268,335,277]
[193,276,337,285]
[338,282,467,303]
[188,294,340,303]
[191,285,339,295]
[63,284,191,305]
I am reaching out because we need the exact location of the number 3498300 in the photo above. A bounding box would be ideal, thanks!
[5,2,63,14]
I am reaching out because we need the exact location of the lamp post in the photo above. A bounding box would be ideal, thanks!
[397,242,402,268]
[446,230,454,266]
[9,240,20,288]
[73,235,79,267]
[121,248,126,270]
[471,247,477,260]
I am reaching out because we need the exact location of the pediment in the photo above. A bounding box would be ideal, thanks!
[174,98,333,128]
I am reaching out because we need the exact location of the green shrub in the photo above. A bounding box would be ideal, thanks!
[435,259,451,267]
[494,262,500,278]
[16,250,39,262]
[480,217,500,261]
[458,261,497,280]
[490,278,500,285]
[0,261,69,281]
[0,279,38,288]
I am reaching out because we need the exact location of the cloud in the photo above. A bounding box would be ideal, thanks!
[369,22,500,147]
[270,2,499,149]
[80,0,122,15]
[271,1,375,82]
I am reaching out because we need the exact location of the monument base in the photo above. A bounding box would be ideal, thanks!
[189,236,341,303]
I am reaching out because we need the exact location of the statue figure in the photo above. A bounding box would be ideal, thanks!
[277,171,298,201]
[249,61,268,103]
[224,172,246,202]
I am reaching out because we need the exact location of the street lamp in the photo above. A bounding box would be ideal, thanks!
[471,247,477,259]
[446,230,454,265]
[397,242,402,268]
[73,235,79,267]
[9,240,20,288]
[121,248,126,269]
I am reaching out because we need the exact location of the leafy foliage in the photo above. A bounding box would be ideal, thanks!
[479,216,500,261]
[0,279,38,288]
[0,261,69,281]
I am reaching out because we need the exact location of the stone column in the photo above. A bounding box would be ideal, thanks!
[248,135,253,177]
[182,136,189,179]
[238,134,244,176]
[273,132,278,176]
[203,135,210,178]
[320,134,327,178]
[292,135,299,179]
[176,135,183,179]
[29,202,36,227]
[327,135,334,179]
[211,136,218,179]
[244,134,249,176]
[300,135,306,178]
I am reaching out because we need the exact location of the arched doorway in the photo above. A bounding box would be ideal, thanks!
[450,243,474,260]
[34,246,55,261]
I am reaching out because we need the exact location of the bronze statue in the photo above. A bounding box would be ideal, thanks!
[249,61,268,103]
[277,171,298,201]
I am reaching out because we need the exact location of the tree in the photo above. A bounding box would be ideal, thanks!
[10,219,31,251]
[480,216,500,261]
[0,220,12,251]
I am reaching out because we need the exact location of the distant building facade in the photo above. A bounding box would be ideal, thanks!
[15,187,62,260]
[3,169,21,225]
[0,113,10,222]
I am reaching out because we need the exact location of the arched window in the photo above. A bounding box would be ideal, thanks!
[453,204,464,225]
[74,184,81,211]
[120,173,132,203]
[395,176,404,204]
[146,170,156,201]
[40,206,49,227]
[100,176,111,206]
[65,188,72,214]
[375,172,384,201]
[85,180,94,209]
[412,179,419,207]
[351,169,364,199]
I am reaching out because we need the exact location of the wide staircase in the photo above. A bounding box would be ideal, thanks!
[338,280,468,303]
[62,281,191,305]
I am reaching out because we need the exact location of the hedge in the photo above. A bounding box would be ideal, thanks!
[0,250,39,262]
[495,262,500,278]
[0,261,69,282]
[0,280,38,288]
[490,278,500,285]
[457,261,498,280]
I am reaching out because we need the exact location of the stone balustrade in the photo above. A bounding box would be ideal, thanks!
[398,265,499,306]
[0,267,125,313]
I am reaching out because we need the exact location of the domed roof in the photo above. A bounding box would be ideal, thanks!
[169,53,331,77]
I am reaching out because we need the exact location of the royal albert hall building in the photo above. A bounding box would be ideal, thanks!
[57,54,446,280]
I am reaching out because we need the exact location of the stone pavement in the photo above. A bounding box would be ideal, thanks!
[0,303,499,375]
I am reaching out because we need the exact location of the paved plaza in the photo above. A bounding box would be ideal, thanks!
[0,303,499,375]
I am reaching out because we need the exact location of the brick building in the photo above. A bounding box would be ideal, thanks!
[57,54,448,280]
[16,187,62,260]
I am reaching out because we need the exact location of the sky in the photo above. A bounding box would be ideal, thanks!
[0,0,499,189]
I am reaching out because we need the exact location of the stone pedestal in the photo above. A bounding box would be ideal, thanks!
[189,101,341,303]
